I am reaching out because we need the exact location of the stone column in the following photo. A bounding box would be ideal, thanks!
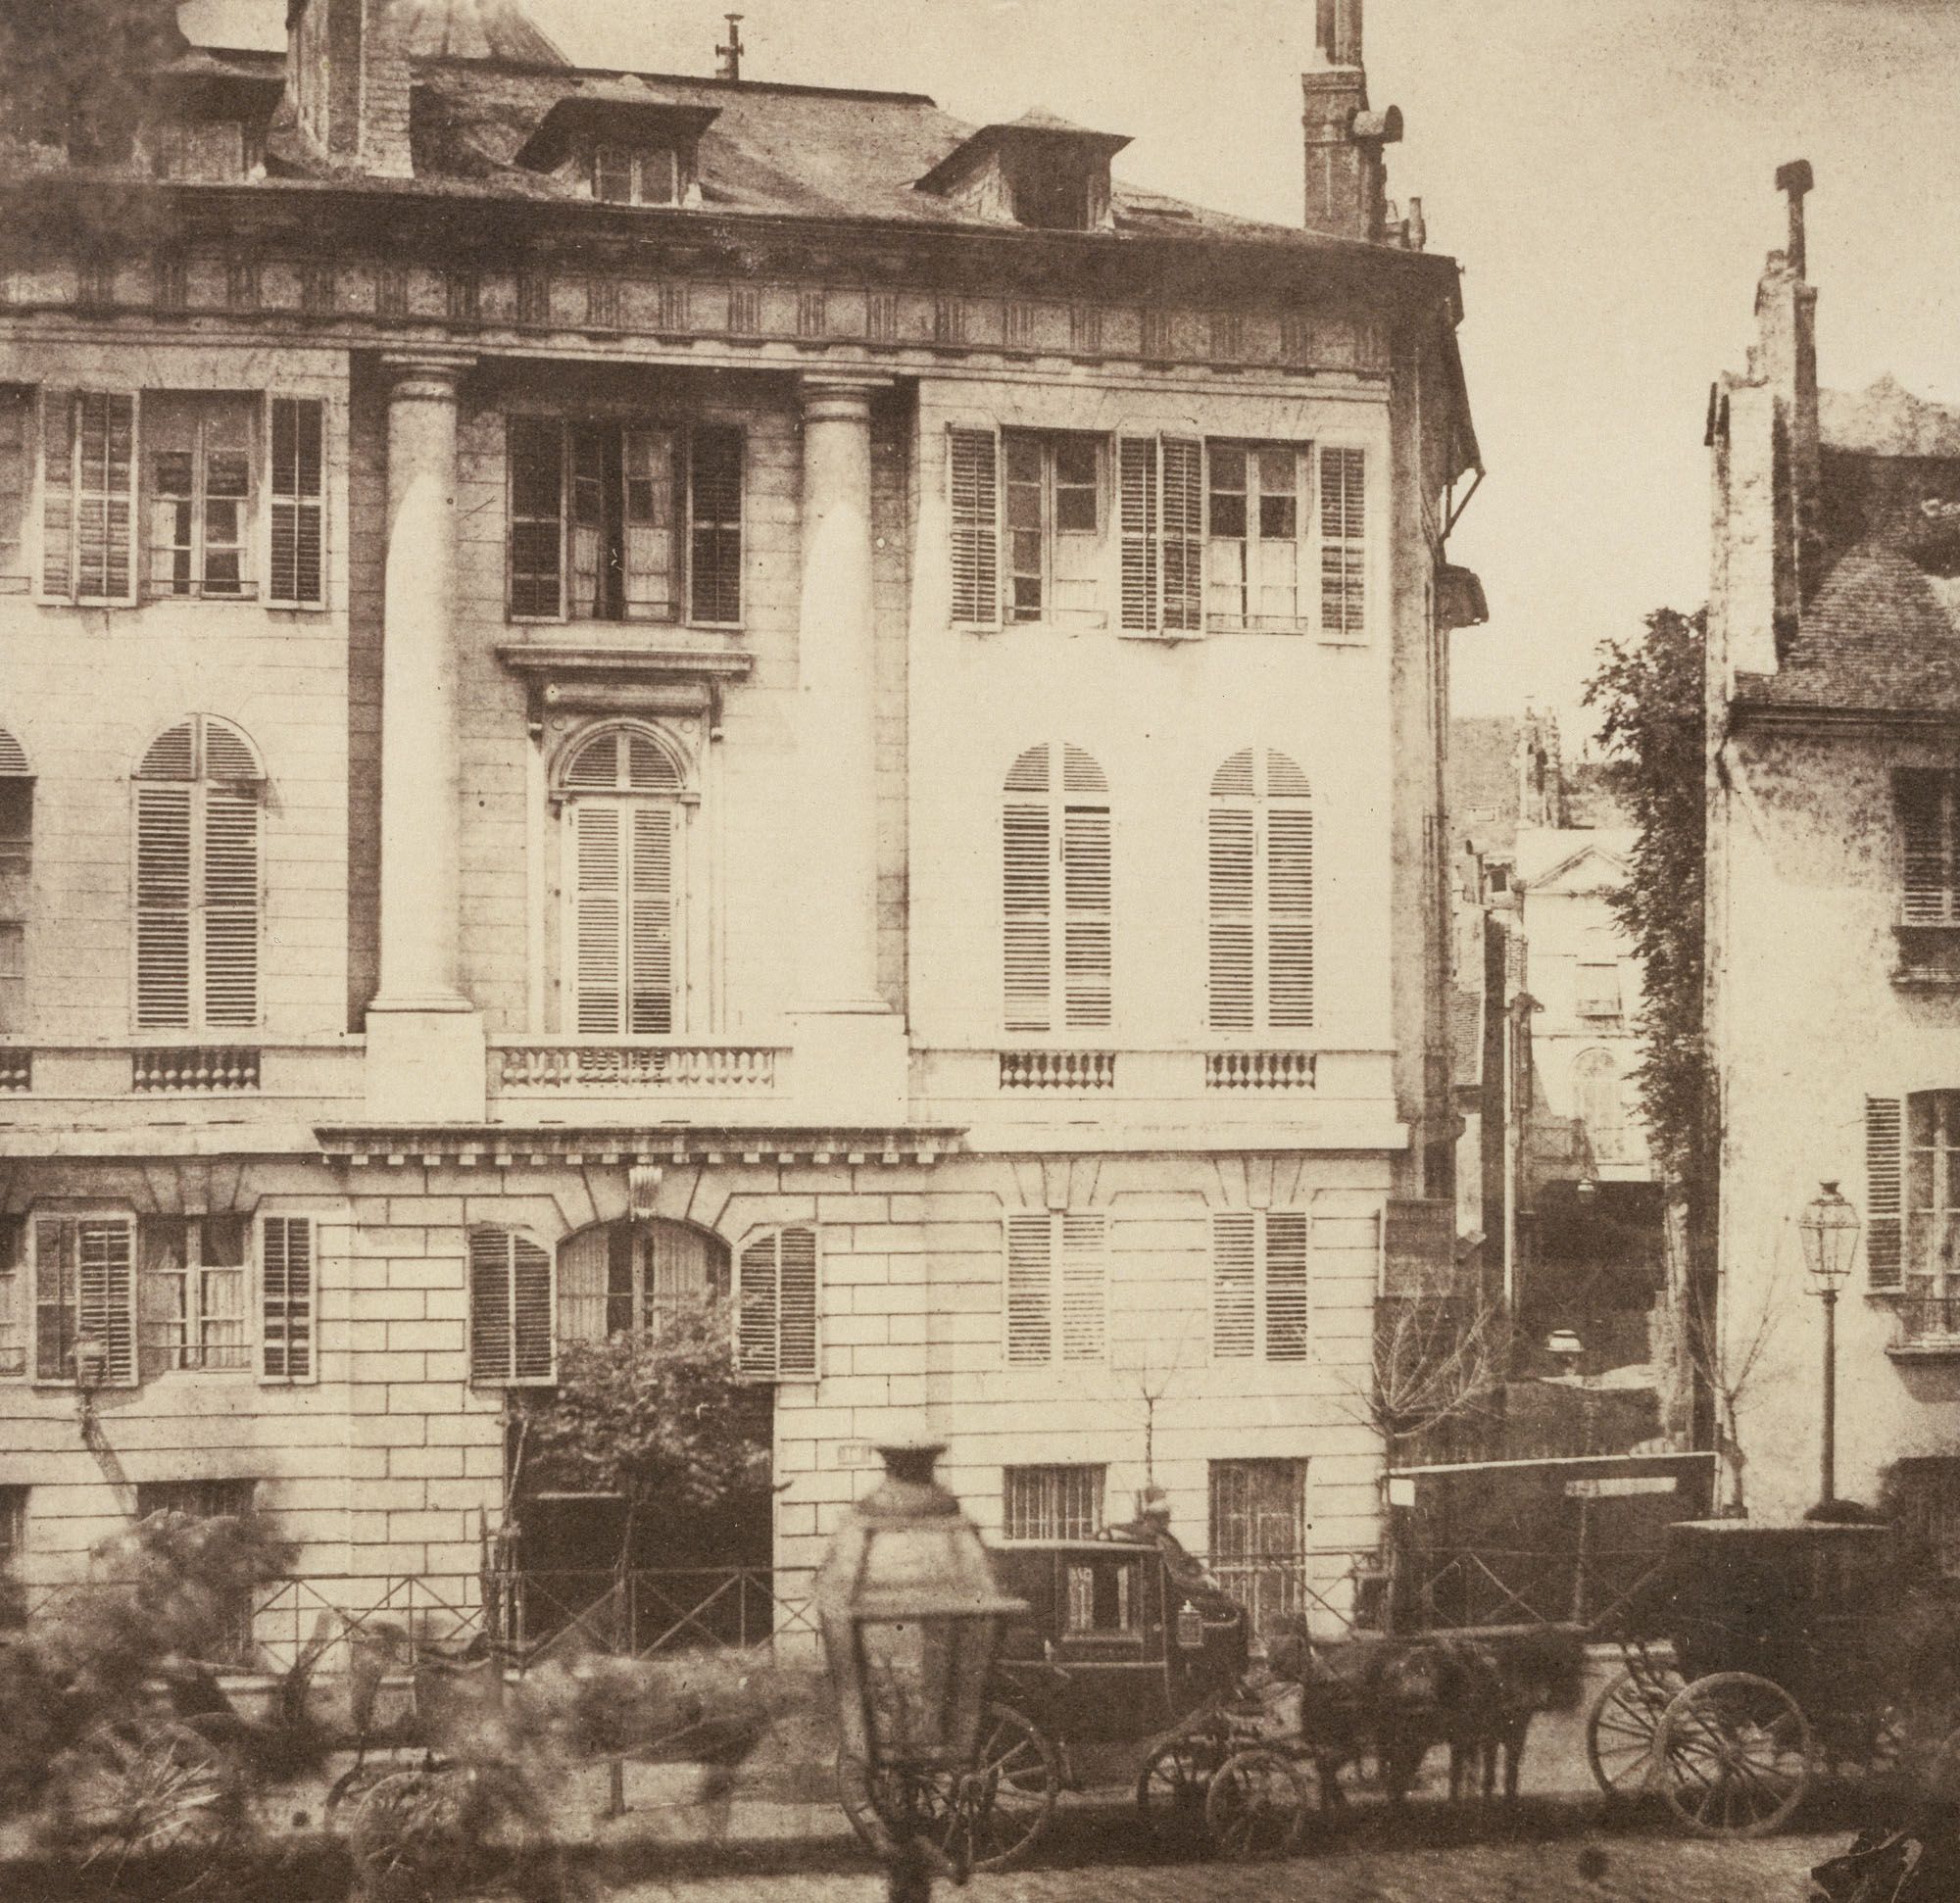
[367,352,484,1120]
[789,375,906,1120]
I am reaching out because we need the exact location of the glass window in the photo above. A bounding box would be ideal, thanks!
[1908,1093,1960,1319]
[1063,1555,1138,1633]
[1208,1459,1305,1638]
[1004,1464,1104,1539]
[1000,431,1104,627]
[143,394,256,601]
[140,1215,248,1377]
[1206,441,1308,629]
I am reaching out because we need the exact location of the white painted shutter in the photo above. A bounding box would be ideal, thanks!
[79,1219,135,1386]
[269,398,324,607]
[1207,802,1255,1032]
[627,804,674,1035]
[1161,436,1204,633]
[1268,797,1315,1028]
[74,392,136,603]
[469,1227,554,1385]
[1319,446,1366,637]
[1003,748,1054,1033]
[1005,1213,1053,1365]
[39,391,74,598]
[1899,771,1958,925]
[1211,1212,1255,1359]
[1264,1211,1308,1361]
[1118,436,1159,632]
[1059,1214,1105,1362]
[572,801,625,1035]
[737,1227,818,1381]
[1062,803,1111,1029]
[260,1216,315,1382]
[508,415,565,618]
[135,783,193,1029]
[1867,1096,1904,1292]
[202,783,260,1027]
[950,427,1000,625]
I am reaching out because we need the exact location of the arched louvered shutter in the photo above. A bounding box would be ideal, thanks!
[737,1227,817,1380]
[0,731,28,777]
[469,1227,555,1386]
[134,716,261,1031]
[1208,749,1312,1032]
[1003,743,1110,1033]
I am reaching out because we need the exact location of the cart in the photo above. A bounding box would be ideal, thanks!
[1584,1519,1904,1836]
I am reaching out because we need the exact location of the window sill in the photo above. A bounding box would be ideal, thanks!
[1205,616,1311,637]
[509,615,746,637]
[1888,1337,1960,1361]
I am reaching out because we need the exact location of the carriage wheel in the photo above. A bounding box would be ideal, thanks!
[1586,1664,1687,1802]
[59,1720,248,1896]
[1203,1747,1306,1863]
[1135,1732,1219,1847]
[1656,1672,1813,1838]
[836,1701,1059,1875]
[350,1763,543,1903]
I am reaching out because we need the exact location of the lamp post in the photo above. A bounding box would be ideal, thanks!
[815,1443,1025,1902]
[1798,1181,1861,1514]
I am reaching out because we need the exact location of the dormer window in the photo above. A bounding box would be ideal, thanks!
[593,144,679,207]
[152,120,250,183]
[915,111,1130,234]
[1012,148,1098,231]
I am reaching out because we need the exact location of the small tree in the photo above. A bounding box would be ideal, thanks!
[1360,1294,1512,1459]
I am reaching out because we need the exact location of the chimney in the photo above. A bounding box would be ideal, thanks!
[1754,162,1821,648]
[717,14,746,82]
[1302,0,1400,242]
[286,0,415,179]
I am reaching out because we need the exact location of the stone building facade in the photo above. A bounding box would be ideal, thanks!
[1707,167,1960,1534]
[0,0,1480,1638]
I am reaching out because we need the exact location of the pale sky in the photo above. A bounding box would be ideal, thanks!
[190,0,1960,728]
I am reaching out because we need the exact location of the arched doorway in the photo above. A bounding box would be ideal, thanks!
[514,1218,774,1654]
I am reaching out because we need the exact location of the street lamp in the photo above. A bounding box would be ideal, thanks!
[1798,1181,1861,1513]
[815,1443,1025,1902]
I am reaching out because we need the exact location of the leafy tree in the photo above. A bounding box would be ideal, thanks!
[519,1299,771,1513]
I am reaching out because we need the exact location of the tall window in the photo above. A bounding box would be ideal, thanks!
[1003,743,1110,1034]
[41,390,136,604]
[468,1226,555,1386]
[1004,431,1103,626]
[1208,1459,1306,1637]
[0,1219,22,1378]
[1211,1212,1308,1362]
[133,1480,256,1658]
[0,385,30,592]
[133,716,262,1032]
[1119,434,1203,636]
[1207,443,1310,630]
[1319,446,1367,639]
[559,725,687,1037]
[268,398,325,607]
[1867,1092,1960,1319]
[1207,749,1313,1032]
[1573,1048,1626,1161]
[139,1215,247,1375]
[508,417,742,625]
[1004,1211,1106,1366]
[0,730,30,1037]
[559,1219,729,1343]
[1575,932,1623,1019]
[1004,1465,1105,1539]
[1898,770,1960,924]
[144,393,254,599]
[33,1214,136,1386]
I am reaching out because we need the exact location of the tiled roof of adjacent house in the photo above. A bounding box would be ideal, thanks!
[1734,380,1960,715]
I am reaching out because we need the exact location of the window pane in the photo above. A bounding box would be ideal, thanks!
[154,452,194,498]
[1004,436,1042,483]
[1259,492,1297,540]
[207,452,249,500]
[1055,437,1099,487]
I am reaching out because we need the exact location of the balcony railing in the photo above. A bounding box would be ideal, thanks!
[999,1049,1117,1092]
[1204,1050,1316,1092]
[0,1049,28,1093]
[493,1041,780,1093]
[131,1046,261,1093]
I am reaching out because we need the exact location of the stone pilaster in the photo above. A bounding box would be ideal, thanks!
[367,352,483,1121]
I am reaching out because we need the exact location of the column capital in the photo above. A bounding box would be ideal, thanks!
[380,350,476,402]
[798,373,894,422]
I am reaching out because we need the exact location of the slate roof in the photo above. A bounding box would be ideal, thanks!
[1734,379,1960,717]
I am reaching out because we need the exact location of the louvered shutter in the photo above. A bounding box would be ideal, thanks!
[1268,798,1315,1028]
[1264,1212,1308,1360]
[74,392,136,603]
[1003,793,1053,1035]
[78,1220,135,1386]
[261,1216,314,1382]
[469,1228,554,1385]
[1898,771,1957,925]
[34,1218,74,1382]
[511,1236,554,1382]
[1059,1214,1105,1362]
[949,427,1000,626]
[1161,436,1204,632]
[1212,1213,1255,1358]
[508,416,564,618]
[737,1227,817,1381]
[1867,1097,1904,1292]
[688,423,742,624]
[1005,1213,1053,1365]
[1208,804,1255,1032]
[1061,805,1111,1029]
[39,391,74,598]
[737,1232,777,1377]
[1118,436,1159,632]
[135,783,193,1028]
[571,802,625,1035]
[621,426,677,621]
[1319,446,1366,637]
[269,398,324,607]
[202,783,259,1026]
[627,804,674,1035]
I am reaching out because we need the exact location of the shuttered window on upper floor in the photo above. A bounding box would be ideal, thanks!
[1003,742,1110,1035]
[1211,1211,1308,1362]
[41,390,137,605]
[736,1226,817,1381]
[133,716,262,1033]
[1319,446,1368,640]
[1897,770,1960,925]
[0,386,31,594]
[469,1226,555,1386]
[1207,749,1313,1033]
[268,398,325,607]
[508,417,742,626]
[145,393,255,602]
[33,1215,136,1386]
[1004,1211,1106,1367]
[1119,434,1203,637]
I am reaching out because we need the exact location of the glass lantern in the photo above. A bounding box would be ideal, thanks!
[1798,1181,1861,1293]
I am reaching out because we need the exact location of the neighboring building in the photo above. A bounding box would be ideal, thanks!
[1707,165,1960,1531]
[0,0,1480,1638]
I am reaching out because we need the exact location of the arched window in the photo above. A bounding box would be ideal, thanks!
[0,728,31,1036]
[558,1217,730,1344]
[1574,1048,1623,1144]
[1002,743,1110,1034]
[1207,748,1312,1032]
[133,715,262,1031]
[556,723,689,1037]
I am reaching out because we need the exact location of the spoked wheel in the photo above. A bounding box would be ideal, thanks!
[1656,1672,1813,1838]
[1203,1747,1307,1863]
[1135,1730,1221,1848]
[350,1762,544,1903]
[1586,1664,1687,1803]
[837,1701,1059,1875]
[57,1719,249,1897]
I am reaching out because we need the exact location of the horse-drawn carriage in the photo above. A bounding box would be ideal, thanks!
[1585,1518,1913,1836]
